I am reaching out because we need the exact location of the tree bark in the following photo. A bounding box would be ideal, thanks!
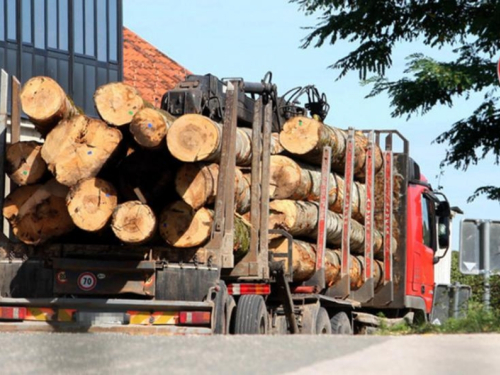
[130,107,176,149]
[3,179,74,245]
[323,250,383,290]
[269,238,384,288]
[20,76,79,136]
[269,155,367,222]
[94,82,146,126]
[111,201,156,244]
[279,116,383,180]
[166,114,282,165]
[66,177,118,232]
[6,141,47,186]
[268,199,383,254]
[174,163,251,213]
[41,115,123,186]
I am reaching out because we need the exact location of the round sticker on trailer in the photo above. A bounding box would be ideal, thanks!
[77,272,97,291]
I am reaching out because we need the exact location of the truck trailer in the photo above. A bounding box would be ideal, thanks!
[0,70,457,334]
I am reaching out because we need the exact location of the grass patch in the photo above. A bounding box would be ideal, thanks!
[377,304,500,335]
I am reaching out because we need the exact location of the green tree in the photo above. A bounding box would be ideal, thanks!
[292,0,500,200]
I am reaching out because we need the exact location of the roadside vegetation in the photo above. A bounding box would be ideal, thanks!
[378,252,500,335]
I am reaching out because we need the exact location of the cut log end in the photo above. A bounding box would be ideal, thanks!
[130,108,169,148]
[20,77,65,123]
[269,155,305,199]
[6,141,47,186]
[3,180,74,245]
[175,163,216,210]
[159,201,213,248]
[20,76,77,135]
[167,114,220,162]
[41,115,123,186]
[67,178,118,232]
[111,201,156,244]
[279,116,322,155]
[94,82,144,126]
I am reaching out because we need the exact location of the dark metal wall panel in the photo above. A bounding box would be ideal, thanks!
[0,0,123,117]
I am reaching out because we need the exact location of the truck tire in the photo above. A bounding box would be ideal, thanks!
[316,308,332,334]
[330,311,353,335]
[234,295,269,334]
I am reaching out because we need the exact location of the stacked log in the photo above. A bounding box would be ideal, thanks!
[269,155,366,222]
[175,163,251,213]
[268,200,383,255]
[3,179,74,244]
[111,201,157,244]
[129,107,176,149]
[7,75,397,294]
[166,114,282,165]
[94,82,145,127]
[66,178,118,232]
[269,238,384,289]
[41,115,123,186]
[279,116,383,180]
[20,76,79,136]
[6,141,47,186]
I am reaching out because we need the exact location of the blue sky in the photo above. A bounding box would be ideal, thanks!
[124,0,500,249]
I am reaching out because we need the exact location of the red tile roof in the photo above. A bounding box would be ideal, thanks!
[123,27,190,106]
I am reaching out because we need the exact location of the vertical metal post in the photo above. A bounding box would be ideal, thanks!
[205,81,239,269]
[350,131,375,303]
[0,70,9,234]
[481,221,491,311]
[11,76,21,143]
[258,99,272,279]
[383,150,394,284]
[328,128,354,299]
[305,146,331,290]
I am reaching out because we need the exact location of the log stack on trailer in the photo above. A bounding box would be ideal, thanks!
[3,75,397,294]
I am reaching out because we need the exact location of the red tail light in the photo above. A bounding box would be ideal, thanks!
[0,307,26,320]
[227,283,271,295]
[179,311,211,325]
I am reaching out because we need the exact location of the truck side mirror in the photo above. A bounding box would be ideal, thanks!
[438,216,450,248]
[437,201,451,248]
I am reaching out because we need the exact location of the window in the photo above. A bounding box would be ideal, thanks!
[422,196,435,250]
[7,0,16,41]
[47,0,58,49]
[74,0,84,54]
[108,0,117,61]
[84,0,94,57]
[0,0,5,41]
[96,0,107,61]
[58,0,68,51]
[34,0,45,48]
[22,0,32,44]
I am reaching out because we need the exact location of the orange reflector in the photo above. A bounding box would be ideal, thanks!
[179,311,211,325]
[227,283,271,295]
[0,306,26,320]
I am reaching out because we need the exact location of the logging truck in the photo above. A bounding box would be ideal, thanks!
[0,70,459,334]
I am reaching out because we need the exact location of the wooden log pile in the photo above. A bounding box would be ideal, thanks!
[4,76,396,292]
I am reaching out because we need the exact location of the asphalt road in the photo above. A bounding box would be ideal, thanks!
[0,333,498,375]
